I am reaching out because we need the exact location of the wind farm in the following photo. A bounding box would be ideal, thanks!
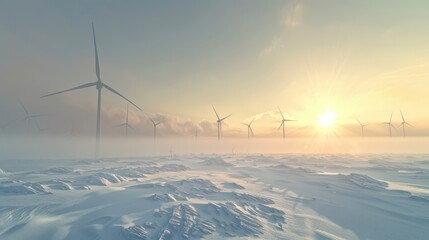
[0,1,429,240]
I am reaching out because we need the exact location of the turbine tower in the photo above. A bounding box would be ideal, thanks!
[357,119,368,137]
[42,23,141,155]
[149,117,161,142]
[115,105,134,136]
[278,107,295,140]
[20,101,46,133]
[382,112,395,137]
[212,106,231,141]
[242,119,254,139]
[399,110,411,137]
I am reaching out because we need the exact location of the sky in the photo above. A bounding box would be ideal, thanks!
[1,0,429,139]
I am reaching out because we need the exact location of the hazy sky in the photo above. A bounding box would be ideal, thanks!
[1,0,429,138]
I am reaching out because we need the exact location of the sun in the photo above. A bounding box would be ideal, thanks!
[319,111,336,127]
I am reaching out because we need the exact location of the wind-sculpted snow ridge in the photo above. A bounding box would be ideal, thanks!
[231,192,275,204]
[0,181,51,195]
[343,173,388,191]
[41,167,74,174]
[85,172,127,186]
[131,164,189,175]
[203,202,264,237]
[123,200,284,240]
[200,156,234,167]
[147,193,187,202]
[222,182,245,189]
[43,179,74,190]
[122,225,148,240]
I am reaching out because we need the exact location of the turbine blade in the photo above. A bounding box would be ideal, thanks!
[249,118,255,125]
[41,82,97,98]
[92,23,101,82]
[400,110,405,122]
[127,124,135,130]
[19,101,29,116]
[220,114,232,121]
[390,112,393,123]
[278,121,284,129]
[278,107,285,120]
[357,119,362,126]
[212,105,220,120]
[114,123,126,127]
[149,117,156,125]
[103,83,142,110]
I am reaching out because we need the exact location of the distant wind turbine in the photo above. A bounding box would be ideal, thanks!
[357,119,368,137]
[115,105,134,136]
[382,112,395,137]
[399,110,411,137]
[149,117,162,142]
[242,119,255,139]
[20,101,46,133]
[278,107,295,140]
[212,106,231,141]
[41,23,141,155]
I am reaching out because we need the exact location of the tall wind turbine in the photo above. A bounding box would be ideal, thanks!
[41,23,141,155]
[149,117,162,142]
[278,107,295,140]
[382,112,395,137]
[212,106,231,141]
[357,119,368,137]
[20,101,46,133]
[115,105,134,136]
[242,119,254,139]
[399,110,411,137]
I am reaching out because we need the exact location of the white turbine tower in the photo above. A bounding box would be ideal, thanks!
[399,110,411,137]
[115,105,134,136]
[357,119,368,137]
[149,117,162,142]
[278,107,295,140]
[382,112,395,137]
[242,119,254,139]
[212,106,231,141]
[42,23,141,155]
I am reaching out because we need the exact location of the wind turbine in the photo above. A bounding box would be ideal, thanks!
[357,119,368,137]
[149,117,162,142]
[278,107,295,140]
[399,110,411,137]
[115,105,134,136]
[242,119,255,139]
[382,112,395,137]
[41,23,141,155]
[212,106,231,141]
[20,101,46,133]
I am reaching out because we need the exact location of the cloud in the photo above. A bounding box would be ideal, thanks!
[243,110,279,123]
[281,1,303,28]
[260,36,283,56]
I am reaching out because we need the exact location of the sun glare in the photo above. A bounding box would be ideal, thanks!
[319,111,336,127]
